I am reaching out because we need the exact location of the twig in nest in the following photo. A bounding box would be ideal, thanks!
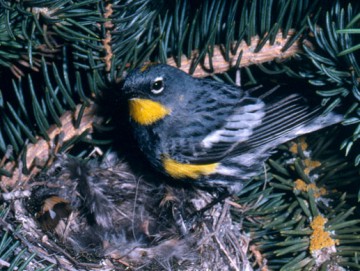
[213,233,239,271]
[250,245,269,271]
[214,200,230,232]
[0,259,10,268]
[213,202,241,271]
[1,190,31,201]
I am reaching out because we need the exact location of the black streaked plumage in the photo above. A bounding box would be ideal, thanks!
[123,64,343,191]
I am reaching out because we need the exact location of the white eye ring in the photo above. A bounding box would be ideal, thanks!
[151,77,164,94]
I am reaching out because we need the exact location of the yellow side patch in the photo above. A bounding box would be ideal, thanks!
[162,157,219,179]
[129,98,171,125]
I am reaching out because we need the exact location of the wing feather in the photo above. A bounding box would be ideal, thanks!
[166,84,330,165]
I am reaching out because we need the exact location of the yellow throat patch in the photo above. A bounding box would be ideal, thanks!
[129,98,171,125]
[162,157,219,179]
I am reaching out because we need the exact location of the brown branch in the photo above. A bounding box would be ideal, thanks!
[167,30,304,77]
[1,104,102,189]
[103,1,114,72]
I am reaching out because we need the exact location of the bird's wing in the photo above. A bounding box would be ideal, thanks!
[165,81,266,163]
[195,96,266,160]
[167,84,325,164]
[228,93,322,157]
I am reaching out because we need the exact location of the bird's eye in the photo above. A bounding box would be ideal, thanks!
[151,77,164,94]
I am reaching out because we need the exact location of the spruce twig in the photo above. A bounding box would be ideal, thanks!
[1,104,102,189]
[167,30,305,77]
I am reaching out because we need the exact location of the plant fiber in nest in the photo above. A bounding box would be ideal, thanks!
[17,154,248,270]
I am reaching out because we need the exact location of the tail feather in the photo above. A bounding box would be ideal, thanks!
[231,85,343,157]
[293,111,343,137]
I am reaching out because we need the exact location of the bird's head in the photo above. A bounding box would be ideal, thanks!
[123,64,192,126]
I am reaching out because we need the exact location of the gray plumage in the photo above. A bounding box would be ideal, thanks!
[123,64,343,191]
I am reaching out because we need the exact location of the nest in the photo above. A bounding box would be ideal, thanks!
[5,153,250,271]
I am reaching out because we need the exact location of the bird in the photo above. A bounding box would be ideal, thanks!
[122,63,343,193]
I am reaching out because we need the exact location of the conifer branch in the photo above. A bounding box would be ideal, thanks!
[1,29,306,188]
[168,30,306,77]
[1,104,102,189]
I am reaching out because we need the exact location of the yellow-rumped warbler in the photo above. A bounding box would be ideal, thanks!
[123,64,343,192]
